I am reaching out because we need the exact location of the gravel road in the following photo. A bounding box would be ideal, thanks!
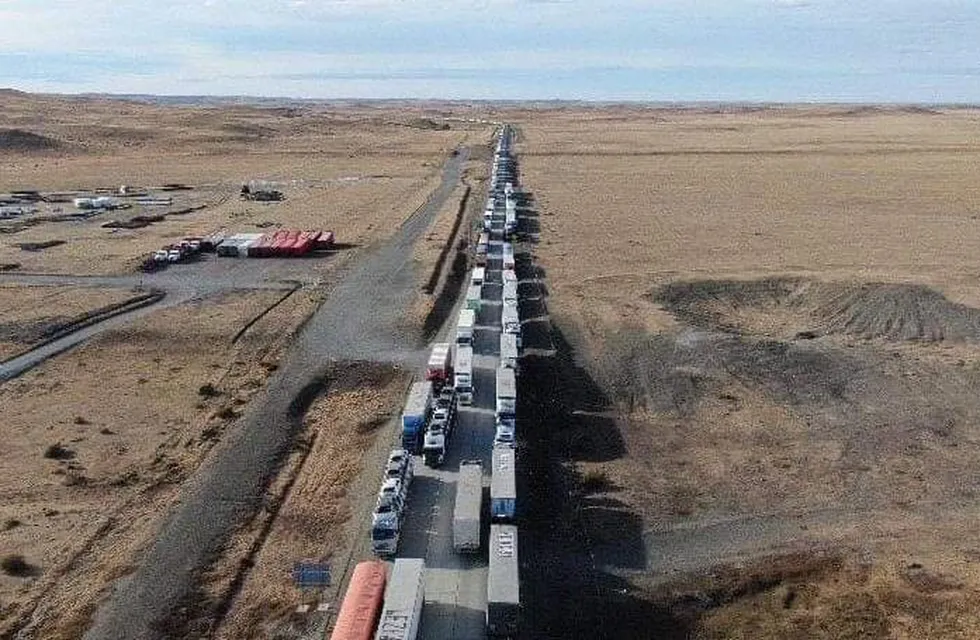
[83,147,470,640]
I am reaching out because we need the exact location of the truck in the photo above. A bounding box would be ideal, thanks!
[424,343,453,387]
[422,421,448,467]
[371,516,400,556]
[453,460,484,553]
[401,381,432,454]
[456,308,475,345]
[502,268,517,285]
[423,389,455,467]
[454,345,474,405]
[476,233,489,266]
[330,561,387,640]
[501,304,521,348]
[375,558,425,640]
[504,198,517,237]
[499,332,519,373]
[465,283,482,311]
[502,243,515,270]
[490,447,517,522]
[486,525,520,637]
[495,366,516,426]
[502,279,518,306]
[471,266,486,287]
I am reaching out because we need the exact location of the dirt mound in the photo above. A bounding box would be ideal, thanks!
[0,128,60,151]
[654,278,980,342]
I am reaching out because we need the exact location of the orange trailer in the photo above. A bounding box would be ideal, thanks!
[328,561,388,640]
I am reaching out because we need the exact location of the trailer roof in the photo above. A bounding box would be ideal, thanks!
[454,462,483,523]
[488,525,520,605]
[490,447,516,500]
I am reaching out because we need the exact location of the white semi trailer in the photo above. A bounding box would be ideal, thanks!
[487,525,520,637]
[454,345,474,405]
[375,558,425,640]
[456,308,475,345]
[495,366,517,427]
[499,332,519,373]
[453,460,484,553]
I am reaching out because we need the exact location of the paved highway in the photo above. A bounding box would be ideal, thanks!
[394,186,514,639]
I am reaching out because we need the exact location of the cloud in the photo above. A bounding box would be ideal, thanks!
[0,0,979,100]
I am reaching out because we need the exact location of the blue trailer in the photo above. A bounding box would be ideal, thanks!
[401,381,433,454]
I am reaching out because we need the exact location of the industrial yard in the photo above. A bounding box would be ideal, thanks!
[4,90,980,640]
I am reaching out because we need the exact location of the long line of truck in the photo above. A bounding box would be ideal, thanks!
[342,125,526,640]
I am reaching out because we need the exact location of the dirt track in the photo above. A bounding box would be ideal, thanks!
[83,147,470,640]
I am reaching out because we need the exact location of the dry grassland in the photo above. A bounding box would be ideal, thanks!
[0,92,492,638]
[203,362,409,640]
[517,106,980,637]
[0,91,483,276]
[0,284,138,360]
[0,287,319,638]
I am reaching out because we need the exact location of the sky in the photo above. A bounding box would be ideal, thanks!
[0,0,979,102]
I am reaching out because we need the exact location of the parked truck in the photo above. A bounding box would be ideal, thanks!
[502,243,515,270]
[487,525,520,637]
[502,279,518,306]
[499,332,519,374]
[371,516,400,556]
[453,460,484,553]
[454,345,474,405]
[501,304,521,348]
[465,283,482,311]
[490,447,517,522]
[456,308,475,345]
[330,561,387,640]
[476,232,489,265]
[424,343,453,387]
[471,267,486,287]
[375,558,425,640]
[495,366,517,427]
[423,389,455,467]
[401,381,432,454]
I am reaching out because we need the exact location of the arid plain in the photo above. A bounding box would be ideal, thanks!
[4,92,980,639]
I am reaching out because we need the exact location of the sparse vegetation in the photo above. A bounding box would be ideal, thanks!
[43,442,75,460]
[1,555,34,577]
[198,383,221,398]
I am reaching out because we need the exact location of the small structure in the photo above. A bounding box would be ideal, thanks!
[241,181,283,202]
[217,233,263,257]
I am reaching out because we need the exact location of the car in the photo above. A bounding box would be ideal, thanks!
[167,249,182,263]
[153,249,169,262]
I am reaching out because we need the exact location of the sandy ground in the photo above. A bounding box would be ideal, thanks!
[0,284,139,360]
[515,106,980,638]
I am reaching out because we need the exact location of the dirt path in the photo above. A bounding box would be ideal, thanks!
[82,146,470,640]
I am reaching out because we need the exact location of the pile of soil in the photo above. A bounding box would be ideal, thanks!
[654,278,980,342]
